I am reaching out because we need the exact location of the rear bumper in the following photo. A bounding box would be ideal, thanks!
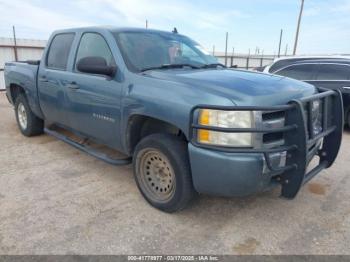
[189,87,343,198]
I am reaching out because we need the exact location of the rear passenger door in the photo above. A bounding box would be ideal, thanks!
[38,33,75,126]
[313,63,350,92]
[64,32,123,148]
[274,63,318,82]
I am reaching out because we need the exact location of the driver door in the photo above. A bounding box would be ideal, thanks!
[64,32,123,149]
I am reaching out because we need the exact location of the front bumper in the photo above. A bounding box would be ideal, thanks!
[189,88,343,198]
[189,145,269,196]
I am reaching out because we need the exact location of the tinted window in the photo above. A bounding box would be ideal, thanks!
[113,32,217,72]
[47,33,75,70]
[269,59,299,73]
[275,64,317,80]
[75,33,114,71]
[316,64,350,80]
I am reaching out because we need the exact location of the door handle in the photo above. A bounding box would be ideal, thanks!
[38,76,48,82]
[66,82,80,90]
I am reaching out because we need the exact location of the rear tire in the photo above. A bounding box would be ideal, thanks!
[15,94,44,136]
[133,133,196,213]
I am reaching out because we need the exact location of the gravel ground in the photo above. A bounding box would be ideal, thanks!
[0,92,349,255]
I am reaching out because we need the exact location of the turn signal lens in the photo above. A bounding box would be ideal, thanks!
[198,109,210,143]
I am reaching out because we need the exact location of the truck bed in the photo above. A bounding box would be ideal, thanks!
[4,61,39,97]
[4,61,42,117]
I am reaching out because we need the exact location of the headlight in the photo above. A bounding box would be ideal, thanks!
[311,100,323,136]
[197,109,254,147]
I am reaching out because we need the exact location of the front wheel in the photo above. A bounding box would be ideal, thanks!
[15,94,44,136]
[133,133,196,212]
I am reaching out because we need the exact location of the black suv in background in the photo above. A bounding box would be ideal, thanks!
[264,57,350,126]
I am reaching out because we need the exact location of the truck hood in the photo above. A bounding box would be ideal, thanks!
[146,69,316,106]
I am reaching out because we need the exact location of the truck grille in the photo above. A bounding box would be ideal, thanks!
[261,102,323,147]
[260,110,287,171]
[261,111,286,148]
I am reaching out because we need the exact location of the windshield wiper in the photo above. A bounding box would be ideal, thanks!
[140,63,200,72]
[200,63,226,69]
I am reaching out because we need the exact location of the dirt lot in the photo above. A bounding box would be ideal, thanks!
[0,92,350,255]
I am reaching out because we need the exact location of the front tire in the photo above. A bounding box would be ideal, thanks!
[133,133,196,212]
[15,94,44,136]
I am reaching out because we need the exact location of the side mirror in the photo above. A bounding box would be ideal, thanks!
[77,56,116,77]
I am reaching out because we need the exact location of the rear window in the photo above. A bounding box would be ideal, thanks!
[316,64,350,80]
[46,33,75,70]
[275,64,317,80]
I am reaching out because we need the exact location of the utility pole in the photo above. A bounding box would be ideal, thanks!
[145,20,148,29]
[293,0,305,55]
[231,47,235,67]
[246,48,250,70]
[12,25,18,61]
[224,32,228,66]
[212,45,215,56]
[285,44,288,56]
[278,29,283,57]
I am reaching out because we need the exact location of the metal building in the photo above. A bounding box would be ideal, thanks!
[0,37,46,90]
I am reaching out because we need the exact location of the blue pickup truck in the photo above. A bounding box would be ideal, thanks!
[4,26,343,212]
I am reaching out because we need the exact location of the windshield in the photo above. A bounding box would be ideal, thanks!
[113,31,218,72]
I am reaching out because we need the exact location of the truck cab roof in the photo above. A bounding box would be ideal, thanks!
[52,26,180,37]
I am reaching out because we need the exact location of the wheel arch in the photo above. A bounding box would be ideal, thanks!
[8,82,44,120]
[9,83,26,104]
[125,114,188,155]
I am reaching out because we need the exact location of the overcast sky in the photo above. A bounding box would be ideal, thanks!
[0,0,349,55]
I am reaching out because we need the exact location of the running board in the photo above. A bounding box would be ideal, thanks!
[44,128,132,166]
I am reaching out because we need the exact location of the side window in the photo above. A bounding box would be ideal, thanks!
[275,64,317,80]
[316,64,350,80]
[75,33,115,71]
[46,33,75,70]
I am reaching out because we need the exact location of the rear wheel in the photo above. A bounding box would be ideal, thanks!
[133,133,196,212]
[15,94,44,136]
